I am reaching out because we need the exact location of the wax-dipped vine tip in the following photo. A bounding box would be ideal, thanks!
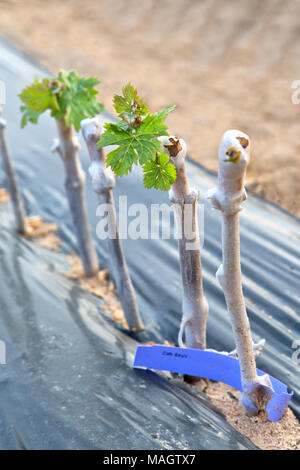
[219,129,250,166]
[158,136,187,169]
[208,129,251,213]
[81,116,102,143]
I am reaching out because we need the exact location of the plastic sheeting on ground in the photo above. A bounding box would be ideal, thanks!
[0,38,299,449]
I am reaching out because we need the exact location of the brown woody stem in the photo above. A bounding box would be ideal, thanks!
[81,117,144,331]
[53,117,99,277]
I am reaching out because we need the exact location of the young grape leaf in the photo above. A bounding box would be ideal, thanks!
[96,82,176,188]
[155,104,176,121]
[19,70,104,131]
[20,105,43,128]
[113,82,149,121]
[142,153,177,191]
[57,71,104,130]
[97,86,175,177]
[97,122,163,175]
[19,80,59,115]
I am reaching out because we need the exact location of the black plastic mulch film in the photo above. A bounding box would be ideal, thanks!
[0,39,299,450]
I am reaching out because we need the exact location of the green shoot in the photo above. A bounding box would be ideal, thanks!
[96,83,176,190]
[224,145,241,164]
[19,70,104,131]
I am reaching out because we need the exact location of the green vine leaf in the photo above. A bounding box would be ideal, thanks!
[113,82,149,123]
[19,81,59,115]
[19,70,104,131]
[97,122,163,176]
[96,82,176,186]
[155,104,176,121]
[143,152,177,191]
[20,105,42,128]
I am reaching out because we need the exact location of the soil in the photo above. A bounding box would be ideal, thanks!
[1,0,300,216]
[25,216,60,251]
[66,253,128,329]
[195,380,300,450]
[0,188,9,204]
[0,196,60,248]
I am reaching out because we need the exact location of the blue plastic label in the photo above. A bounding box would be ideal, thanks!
[133,345,293,422]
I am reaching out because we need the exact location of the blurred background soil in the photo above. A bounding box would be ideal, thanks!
[1,0,300,216]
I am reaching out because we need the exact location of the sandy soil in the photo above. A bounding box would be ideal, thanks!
[0,187,9,204]
[66,253,128,329]
[25,216,60,250]
[195,379,300,450]
[0,193,60,248]
[1,0,300,216]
